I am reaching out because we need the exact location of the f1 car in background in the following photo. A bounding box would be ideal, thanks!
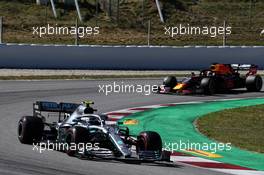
[159,63,263,95]
[18,101,167,161]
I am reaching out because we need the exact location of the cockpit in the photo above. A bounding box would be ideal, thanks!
[61,101,107,126]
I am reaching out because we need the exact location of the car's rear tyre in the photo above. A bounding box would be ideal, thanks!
[65,126,89,156]
[163,76,177,88]
[18,116,44,144]
[136,131,162,153]
[201,77,216,95]
[246,75,263,92]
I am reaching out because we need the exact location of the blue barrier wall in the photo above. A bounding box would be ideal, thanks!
[0,44,263,70]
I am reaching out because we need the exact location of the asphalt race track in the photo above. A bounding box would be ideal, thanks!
[0,79,263,175]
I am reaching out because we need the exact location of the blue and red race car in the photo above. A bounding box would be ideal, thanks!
[159,63,263,95]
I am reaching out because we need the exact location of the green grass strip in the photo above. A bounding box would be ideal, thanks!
[197,104,264,154]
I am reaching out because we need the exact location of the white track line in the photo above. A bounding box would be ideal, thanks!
[170,156,219,163]
[213,169,264,175]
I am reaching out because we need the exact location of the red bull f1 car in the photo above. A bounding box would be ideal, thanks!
[159,63,263,95]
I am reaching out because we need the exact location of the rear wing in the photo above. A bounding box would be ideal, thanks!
[231,64,258,70]
[34,101,80,113]
[231,64,258,75]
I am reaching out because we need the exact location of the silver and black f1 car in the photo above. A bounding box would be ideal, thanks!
[159,63,263,95]
[18,101,166,161]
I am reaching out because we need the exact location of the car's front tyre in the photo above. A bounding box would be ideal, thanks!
[65,126,89,156]
[163,76,177,88]
[136,131,162,153]
[201,77,216,95]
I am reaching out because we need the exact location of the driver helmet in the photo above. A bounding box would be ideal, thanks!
[84,107,94,114]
